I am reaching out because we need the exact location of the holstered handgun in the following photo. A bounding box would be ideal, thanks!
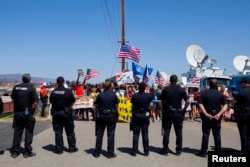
[64,107,73,118]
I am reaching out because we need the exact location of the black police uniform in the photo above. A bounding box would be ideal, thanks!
[0,97,4,155]
[50,84,77,154]
[160,83,189,155]
[234,85,250,151]
[11,81,39,158]
[94,88,119,158]
[130,90,153,156]
[198,88,227,155]
[0,97,3,115]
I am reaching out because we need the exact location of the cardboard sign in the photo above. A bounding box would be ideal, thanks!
[77,69,84,77]
[118,96,132,123]
[116,71,134,85]
[72,96,94,109]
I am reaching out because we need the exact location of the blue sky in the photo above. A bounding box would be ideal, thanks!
[0,0,250,83]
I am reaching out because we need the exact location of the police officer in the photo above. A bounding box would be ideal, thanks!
[130,82,153,156]
[232,77,250,151]
[196,79,228,157]
[0,97,4,155]
[160,74,190,156]
[93,81,119,158]
[10,73,39,158]
[49,76,78,154]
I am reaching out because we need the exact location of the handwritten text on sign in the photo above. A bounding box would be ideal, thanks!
[72,96,94,109]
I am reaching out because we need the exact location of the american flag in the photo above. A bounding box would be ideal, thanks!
[154,70,167,86]
[191,77,200,84]
[85,68,100,80]
[117,44,141,63]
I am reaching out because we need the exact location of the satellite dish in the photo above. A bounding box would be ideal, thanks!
[186,44,205,67]
[193,48,206,64]
[208,59,217,66]
[233,55,250,72]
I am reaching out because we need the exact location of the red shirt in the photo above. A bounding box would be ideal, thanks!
[40,86,49,98]
[75,84,85,96]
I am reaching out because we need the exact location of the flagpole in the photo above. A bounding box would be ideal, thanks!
[83,76,86,84]
[151,75,156,89]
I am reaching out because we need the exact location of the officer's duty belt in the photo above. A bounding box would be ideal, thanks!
[100,109,116,115]
[135,108,148,114]
[244,107,250,111]
[162,108,182,114]
[208,110,218,116]
[170,108,182,112]
[239,107,250,113]
[15,108,34,113]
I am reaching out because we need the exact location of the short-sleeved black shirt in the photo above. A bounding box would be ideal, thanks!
[95,90,119,110]
[198,89,227,112]
[235,87,250,107]
[50,85,76,111]
[131,91,153,111]
[160,84,189,109]
[11,83,39,112]
[0,97,3,114]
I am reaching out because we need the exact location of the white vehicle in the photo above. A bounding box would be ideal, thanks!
[181,44,231,91]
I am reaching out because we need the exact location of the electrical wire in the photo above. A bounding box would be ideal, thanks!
[99,0,122,78]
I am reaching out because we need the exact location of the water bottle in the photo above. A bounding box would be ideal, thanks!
[153,93,158,105]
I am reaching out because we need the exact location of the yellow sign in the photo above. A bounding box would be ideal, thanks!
[118,96,132,123]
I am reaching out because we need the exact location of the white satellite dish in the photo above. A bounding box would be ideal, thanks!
[193,48,206,64]
[186,44,205,67]
[233,55,250,72]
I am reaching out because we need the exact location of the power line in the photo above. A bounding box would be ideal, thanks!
[99,0,121,78]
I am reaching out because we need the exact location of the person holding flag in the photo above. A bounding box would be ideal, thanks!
[75,69,85,96]
[74,71,85,119]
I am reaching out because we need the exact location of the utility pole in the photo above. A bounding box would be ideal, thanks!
[121,0,126,72]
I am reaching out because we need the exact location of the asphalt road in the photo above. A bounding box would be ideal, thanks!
[0,118,52,150]
[0,116,241,167]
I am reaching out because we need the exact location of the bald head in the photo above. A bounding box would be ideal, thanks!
[209,79,218,89]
